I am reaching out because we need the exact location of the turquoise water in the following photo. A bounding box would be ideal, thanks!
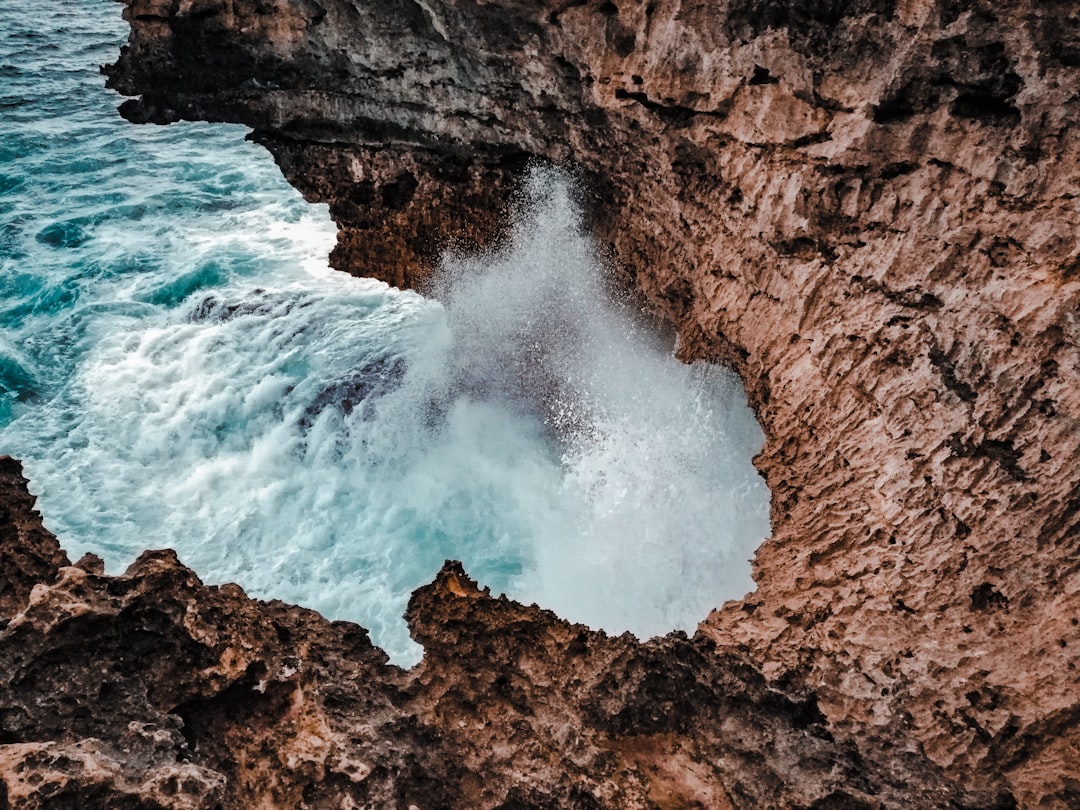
[0,0,770,663]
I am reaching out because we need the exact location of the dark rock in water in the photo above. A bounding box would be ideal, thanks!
[50,0,1080,802]
[187,290,314,323]
[35,221,89,249]
[298,354,406,429]
[0,470,998,807]
[72,552,105,575]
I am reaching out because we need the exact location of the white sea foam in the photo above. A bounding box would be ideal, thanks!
[4,160,769,664]
[425,169,770,635]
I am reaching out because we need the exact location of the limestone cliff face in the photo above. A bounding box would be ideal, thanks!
[13,0,1073,805]
[1,456,989,808]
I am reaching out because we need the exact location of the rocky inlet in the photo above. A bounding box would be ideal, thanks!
[2,0,1079,806]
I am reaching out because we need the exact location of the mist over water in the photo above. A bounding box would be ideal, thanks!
[1,0,770,664]
[425,170,770,636]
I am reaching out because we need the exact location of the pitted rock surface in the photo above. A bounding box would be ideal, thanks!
[9,0,1079,804]
[0,457,995,807]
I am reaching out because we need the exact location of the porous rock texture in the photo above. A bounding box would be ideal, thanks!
[1,456,990,808]
[8,0,1079,805]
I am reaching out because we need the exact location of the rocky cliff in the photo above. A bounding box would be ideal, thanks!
[4,0,1078,806]
[0,456,993,808]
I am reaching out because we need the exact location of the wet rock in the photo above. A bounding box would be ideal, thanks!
[77,0,1080,803]
[0,477,999,807]
[298,354,406,429]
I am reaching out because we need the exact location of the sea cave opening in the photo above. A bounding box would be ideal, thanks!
[0,20,772,662]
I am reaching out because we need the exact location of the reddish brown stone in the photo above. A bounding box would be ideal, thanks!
[18,0,1075,804]
[0,456,69,619]
[1,467,987,807]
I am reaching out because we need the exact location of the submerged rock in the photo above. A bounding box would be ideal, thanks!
[12,0,1074,803]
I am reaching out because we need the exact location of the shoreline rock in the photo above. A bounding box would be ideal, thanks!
[5,0,1078,803]
[1,455,995,807]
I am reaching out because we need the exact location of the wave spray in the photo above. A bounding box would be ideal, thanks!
[3,157,769,664]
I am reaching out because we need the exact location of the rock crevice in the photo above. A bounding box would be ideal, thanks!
[5,0,1080,804]
[0,457,994,807]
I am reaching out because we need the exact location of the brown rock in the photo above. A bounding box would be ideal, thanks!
[0,466,999,807]
[0,456,69,619]
[38,0,1080,804]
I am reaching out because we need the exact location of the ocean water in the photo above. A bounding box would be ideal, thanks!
[0,0,770,663]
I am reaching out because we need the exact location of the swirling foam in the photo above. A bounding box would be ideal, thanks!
[0,0,769,664]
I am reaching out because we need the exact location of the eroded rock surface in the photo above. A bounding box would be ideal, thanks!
[0,457,69,617]
[1,456,996,808]
[11,0,1077,805]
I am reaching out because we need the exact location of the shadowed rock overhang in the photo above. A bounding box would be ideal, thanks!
[3,0,1079,806]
